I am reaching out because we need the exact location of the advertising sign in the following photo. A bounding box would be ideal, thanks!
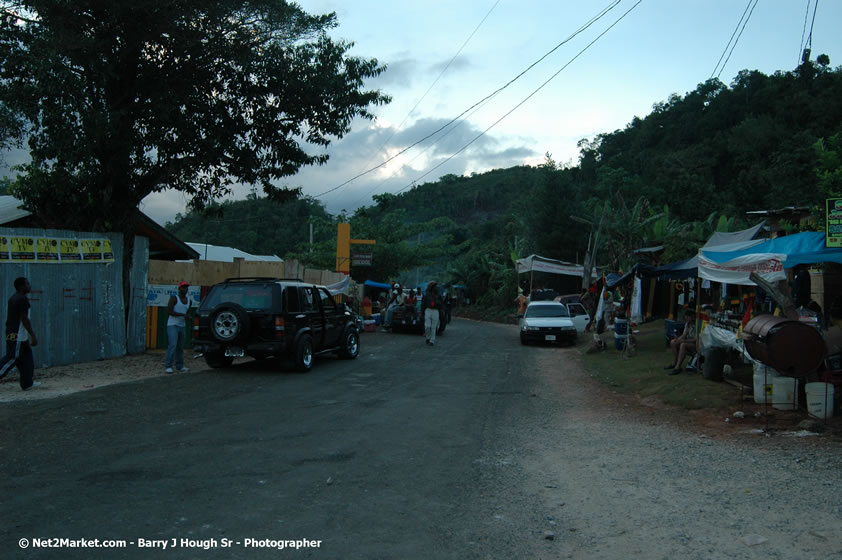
[826,198,842,248]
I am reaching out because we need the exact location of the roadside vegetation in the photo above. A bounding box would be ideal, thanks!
[580,319,739,411]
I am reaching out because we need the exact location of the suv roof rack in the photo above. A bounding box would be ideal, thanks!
[222,277,304,283]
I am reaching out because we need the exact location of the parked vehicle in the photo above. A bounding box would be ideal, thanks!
[565,302,591,333]
[519,301,578,345]
[192,278,359,371]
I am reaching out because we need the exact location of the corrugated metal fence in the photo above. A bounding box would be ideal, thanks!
[0,228,148,367]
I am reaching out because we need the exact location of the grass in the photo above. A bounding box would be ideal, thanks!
[579,319,742,411]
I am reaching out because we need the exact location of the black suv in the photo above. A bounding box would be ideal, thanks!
[192,278,360,371]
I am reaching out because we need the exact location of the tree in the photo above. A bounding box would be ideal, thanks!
[0,0,389,230]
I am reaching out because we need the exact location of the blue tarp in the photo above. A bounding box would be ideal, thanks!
[701,231,842,267]
[364,279,392,290]
[654,256,698,280]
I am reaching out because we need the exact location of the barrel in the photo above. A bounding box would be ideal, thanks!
[742,315,824,375]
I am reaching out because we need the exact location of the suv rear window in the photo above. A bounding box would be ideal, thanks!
[202,284,276,311]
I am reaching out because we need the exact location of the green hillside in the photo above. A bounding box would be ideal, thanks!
[166,59,842,306]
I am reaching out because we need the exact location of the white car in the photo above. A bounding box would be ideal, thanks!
[519,301,578,345]
[565,302,591,333]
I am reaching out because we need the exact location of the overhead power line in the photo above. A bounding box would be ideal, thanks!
[710,0,758,80]
[393,0,643,195]
[349,0,502,186]
[314,0,624,199]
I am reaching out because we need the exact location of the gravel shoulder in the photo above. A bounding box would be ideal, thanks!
[0,350,204,403]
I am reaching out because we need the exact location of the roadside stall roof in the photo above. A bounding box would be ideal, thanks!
[699,231,842,285]
[517,254,595,278]
[653,222,767,280]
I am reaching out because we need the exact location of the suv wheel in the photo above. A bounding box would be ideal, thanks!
[295,335,314,372]
[205,352,234,369]
[210,303,250,344]
[338,328,359,359]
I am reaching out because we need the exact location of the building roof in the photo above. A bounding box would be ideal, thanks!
[0,195,199,261]
[185,242,282,262]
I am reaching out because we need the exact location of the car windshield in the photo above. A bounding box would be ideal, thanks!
[525,305,569,318]
[202,284,275,311]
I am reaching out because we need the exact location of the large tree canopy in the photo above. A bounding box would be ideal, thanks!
[0,0,389,230]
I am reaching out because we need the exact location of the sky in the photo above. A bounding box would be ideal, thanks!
[3,1,842,226]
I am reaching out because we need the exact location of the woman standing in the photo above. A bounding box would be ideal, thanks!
[165,281,192,374]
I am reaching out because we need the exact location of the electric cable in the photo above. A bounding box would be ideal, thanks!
[715,0,759,80]
[348,0,501,186]
[313,0,623,199]
[710,0,753,80]
[805,0,819,53]
[798,0,812,65]
[393,0,643,194]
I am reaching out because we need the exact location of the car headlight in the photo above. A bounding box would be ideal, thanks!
[522,325,539,332]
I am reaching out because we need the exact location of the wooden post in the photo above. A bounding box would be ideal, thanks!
[749,272,798,320]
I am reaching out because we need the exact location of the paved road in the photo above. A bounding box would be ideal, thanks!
[3,318,840,560]
[0,318,557,559]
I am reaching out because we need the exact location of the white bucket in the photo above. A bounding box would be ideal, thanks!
[805,382,835,420]
[772,377,798,410]
[752,361,776,404]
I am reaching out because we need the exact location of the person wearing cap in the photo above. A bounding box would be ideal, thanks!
[382,283,404,331]
[165,281,192,374]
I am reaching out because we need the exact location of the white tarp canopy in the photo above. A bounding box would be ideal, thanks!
[697,253,788,285]
[698,231,842,286]
[184,242,282,262]
[517,254,593,278]
[326,275,351,296]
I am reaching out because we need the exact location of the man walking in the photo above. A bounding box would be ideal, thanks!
[0,276,40,390]
[422,281,441,346]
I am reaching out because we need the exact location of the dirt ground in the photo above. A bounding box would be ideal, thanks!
[0,350,204,403]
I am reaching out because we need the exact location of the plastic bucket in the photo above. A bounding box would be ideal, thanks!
[772,377,798,410]
[752,361,776,404]
[702,347,726,381]
[805,382,835,420]
[614,319,628,336]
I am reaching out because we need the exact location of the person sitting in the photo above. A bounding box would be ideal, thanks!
[666,309,697,376]
[382,284,404,330]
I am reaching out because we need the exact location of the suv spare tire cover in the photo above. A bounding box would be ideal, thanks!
[210,303,251,344]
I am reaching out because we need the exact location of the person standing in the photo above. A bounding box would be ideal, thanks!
[0,277,40,390]
[422,281,441,346]
[165,281,192,374]
[514,288,528,319]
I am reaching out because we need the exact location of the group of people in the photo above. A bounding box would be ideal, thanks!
[0,275,193,391]
[382,282,446,345]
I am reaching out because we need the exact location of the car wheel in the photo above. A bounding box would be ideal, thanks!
[338,328,359,359]
[209,303,250,344]
[204,352,234,369]
[295,335,314,372]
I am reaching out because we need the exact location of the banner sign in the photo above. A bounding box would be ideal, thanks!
[0,236,115,263]
[147,284,202,308]
[698,253,787,285]
[827,198,842,248]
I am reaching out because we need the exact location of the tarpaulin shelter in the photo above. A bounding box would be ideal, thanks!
[517,254,597,294]
[654,222,767,280]
[699,231,842,285]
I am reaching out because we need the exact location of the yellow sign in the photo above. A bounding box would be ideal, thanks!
[80,239,103,261]
[827,198,842,248]
[0,236,114,263]
[60,239,82,261]
[36,238,59,261]
[102,239,114,262]
[10,236,35,262]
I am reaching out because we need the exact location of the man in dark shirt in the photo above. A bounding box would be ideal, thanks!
[0,276,40,390]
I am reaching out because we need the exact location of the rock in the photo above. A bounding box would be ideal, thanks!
[543,531,555,540]
[733,411,745,418]
[741,534,768,547]
[797,419,825,433]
